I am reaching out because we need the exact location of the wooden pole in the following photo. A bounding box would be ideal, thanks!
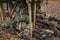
[26,0,32,40]
[33,0,36,29]
[1,3,7,22]
[10,2,17,14]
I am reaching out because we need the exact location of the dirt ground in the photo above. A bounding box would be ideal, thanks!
[42,0,60,18]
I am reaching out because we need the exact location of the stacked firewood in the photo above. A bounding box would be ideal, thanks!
[33,12,60,40]
[0,0,60,40]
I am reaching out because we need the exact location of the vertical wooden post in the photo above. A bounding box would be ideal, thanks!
[33,0,36,29]
[1,3,7,22]
[0,6,3,23]
[26,0,32,40]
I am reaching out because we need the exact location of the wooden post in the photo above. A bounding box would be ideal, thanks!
[33,0,36,29]
[10,2,17,14]
[26,0,32,40]
[1,3,7,22]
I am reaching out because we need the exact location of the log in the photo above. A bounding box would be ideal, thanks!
[32,29,54,40]
[49,16,60,22]
[35,22,48,29]
[36,18,49,27]
[36,15,44,19]
[32,33,41,40]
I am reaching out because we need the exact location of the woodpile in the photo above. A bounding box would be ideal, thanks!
[0,0,60,40]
